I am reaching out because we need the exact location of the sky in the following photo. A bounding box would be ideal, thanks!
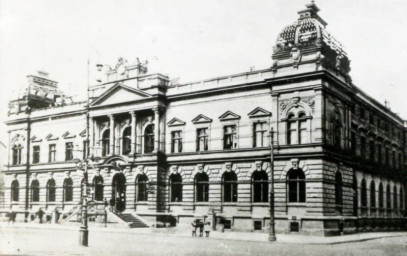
[1,0,407,145]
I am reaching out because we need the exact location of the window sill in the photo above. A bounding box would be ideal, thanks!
[135,202,148,205]
[169,202,183,206]
[287,203,306,207]
[222,203,237,206]
[251,203,269,206]
[194,202,209,206]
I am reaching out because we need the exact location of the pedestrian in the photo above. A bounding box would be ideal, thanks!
[109,198,115,213]
[191,220,197,237]
[8,210,14,224]
[204,222,211,237]
[198,220,204,237]
[104,198,109,227]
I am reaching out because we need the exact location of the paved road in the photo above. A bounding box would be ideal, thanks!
[1,226,407,256]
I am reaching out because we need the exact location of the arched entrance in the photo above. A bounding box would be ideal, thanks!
[112,172,126,212]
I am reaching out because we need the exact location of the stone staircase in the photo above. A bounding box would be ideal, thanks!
[116,213,149,228]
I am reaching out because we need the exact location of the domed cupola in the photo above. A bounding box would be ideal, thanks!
[272,1,351,80]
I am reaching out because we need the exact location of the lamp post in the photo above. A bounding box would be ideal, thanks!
[269,128,276,241]
[74,142,102,247]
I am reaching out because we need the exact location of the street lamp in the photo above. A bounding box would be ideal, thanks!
[73,143,102,246]
[269,128,276,241]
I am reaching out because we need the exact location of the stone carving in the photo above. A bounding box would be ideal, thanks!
[290,48,302,68]
[279,96,315,116]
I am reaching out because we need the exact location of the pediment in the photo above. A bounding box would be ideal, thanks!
[31,136,43,143]
[46,133,59,141]
[90,83,151,107]
[248,107,272,118]
[62,131,76,139]
[192,114,212,124]
[219,111,241,121]
[79,129,86,137]
[167,117,186,127]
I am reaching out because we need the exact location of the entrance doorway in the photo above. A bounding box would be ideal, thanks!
[112,173,126,212]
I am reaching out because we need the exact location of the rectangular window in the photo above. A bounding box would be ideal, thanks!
[299,119,308,144]
[392,150,396,168]
[287,120,297,145]
[49,144,56,163]
[351,131,356,154]
[253,221,262,230]
[377,144,382,164]
[196,128,208,151]
[360,108,365,119]
[33,146,40,164]
[223,125,237,149]
[360,137,366,159]
[171,131,183,153]
[12,146,22,165]
[385,147,389,166]
[253,122,266,147]
[369,140,375,161]
[398,153,402,169]
[65,142,73,161]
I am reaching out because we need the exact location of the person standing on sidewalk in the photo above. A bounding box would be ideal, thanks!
[191,220,197,237]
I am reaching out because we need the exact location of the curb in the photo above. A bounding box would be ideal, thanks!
[1,223,407,245]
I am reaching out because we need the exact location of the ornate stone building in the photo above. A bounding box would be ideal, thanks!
[1,2,406,235]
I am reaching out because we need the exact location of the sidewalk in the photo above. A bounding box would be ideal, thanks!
[1,222,406,245]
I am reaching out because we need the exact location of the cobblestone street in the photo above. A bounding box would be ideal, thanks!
[1,225,407,256]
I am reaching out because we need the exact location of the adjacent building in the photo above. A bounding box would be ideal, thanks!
[1,2,406,235]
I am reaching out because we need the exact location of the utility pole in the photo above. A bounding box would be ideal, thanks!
[24,81,32,222]
[269,128,276,241]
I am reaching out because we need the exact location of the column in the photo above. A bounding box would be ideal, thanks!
[130,111,136,154]
[89,117,94,148]
[153,107,160,152]
[136,118,142,154]
[109,114,115,156]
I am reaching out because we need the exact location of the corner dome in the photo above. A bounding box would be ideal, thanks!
[272,1,351,77]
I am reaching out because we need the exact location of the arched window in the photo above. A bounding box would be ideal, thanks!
[12,144,22,165]
[222,171,237,203]
[252,170,268,203]
[400,187,404,210]
[288,169,306,203]
[122,127,131,155]
[102,129,110,157]
[63,178,73,202]
[370,181,376,209]
[378,182,384,209]
[169,173,182,202]
[93,176,104,201]
[353,175,358,216]
[144,124,155,153]
[136,174,148,201]
[361,179,367,207]
[386,184,391,210]
[195,172,209,202]
[393,185,398,211]
[11,180,19,201]
[287,113,308,145]
[46,179,56,202]
[335,171,343,206]
[31,180,40,202]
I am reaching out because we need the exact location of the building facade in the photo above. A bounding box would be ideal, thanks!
[1,2,406,236]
